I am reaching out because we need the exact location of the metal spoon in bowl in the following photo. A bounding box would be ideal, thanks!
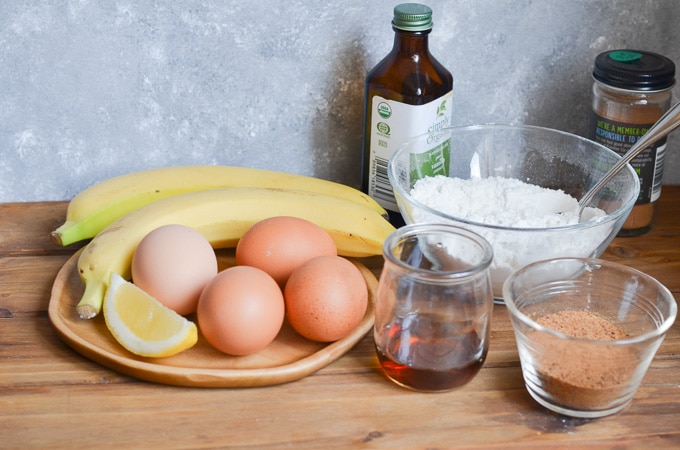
[577,100,680,221]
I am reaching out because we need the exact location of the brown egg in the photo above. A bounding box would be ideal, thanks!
[284,255,368,342]
[235,216,337,286]
[197,265,285,356]
[131,224,218,315]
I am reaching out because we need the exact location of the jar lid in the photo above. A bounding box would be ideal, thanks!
[593,49,676,91]
[392,3,433,32]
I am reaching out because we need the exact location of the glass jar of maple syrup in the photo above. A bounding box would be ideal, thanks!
[374,223,493,392]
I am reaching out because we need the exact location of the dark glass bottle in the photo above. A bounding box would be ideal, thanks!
[361,3,454,226]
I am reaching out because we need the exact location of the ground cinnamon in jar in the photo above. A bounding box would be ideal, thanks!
[532,310,635,410]
[588,50,675,236]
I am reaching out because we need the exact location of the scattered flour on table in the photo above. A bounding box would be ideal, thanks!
[409,176,611,297]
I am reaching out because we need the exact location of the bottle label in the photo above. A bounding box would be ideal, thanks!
[367,91,454,211]
[588,112,666,204]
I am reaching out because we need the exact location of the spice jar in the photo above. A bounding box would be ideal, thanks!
[588,49,675,236]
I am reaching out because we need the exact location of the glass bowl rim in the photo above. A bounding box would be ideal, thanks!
[388,123,641,233]
[501,257,678,345]
[382,223,494,280]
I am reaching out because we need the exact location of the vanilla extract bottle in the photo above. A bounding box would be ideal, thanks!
[361,3,454,226]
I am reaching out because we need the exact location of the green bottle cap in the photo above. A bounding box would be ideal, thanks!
[392,3,433,32]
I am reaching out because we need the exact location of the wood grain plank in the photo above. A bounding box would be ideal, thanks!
[0,202,83,256]
[0,255,71,316]
[2,376,679,449]
[1,187,679,449]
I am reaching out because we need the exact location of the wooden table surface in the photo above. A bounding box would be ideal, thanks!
[1,187,679,449]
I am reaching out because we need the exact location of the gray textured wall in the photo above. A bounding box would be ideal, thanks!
[1,0,678,202]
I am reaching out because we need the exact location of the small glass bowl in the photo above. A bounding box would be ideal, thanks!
[503,257,676,418]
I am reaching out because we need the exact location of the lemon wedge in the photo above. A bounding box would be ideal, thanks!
[103,272,198,358]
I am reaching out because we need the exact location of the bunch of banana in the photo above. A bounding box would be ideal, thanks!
[51,165,386,246]
[75,187,395,319]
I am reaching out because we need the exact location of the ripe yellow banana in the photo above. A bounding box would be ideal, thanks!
[76,187,395,319]
[52,165,386,247]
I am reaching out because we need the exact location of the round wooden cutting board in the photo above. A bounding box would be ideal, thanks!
[48,249,377,388]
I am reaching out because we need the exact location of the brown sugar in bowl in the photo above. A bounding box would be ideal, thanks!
[503,257,676,418]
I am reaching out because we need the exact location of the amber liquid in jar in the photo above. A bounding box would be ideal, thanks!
[375,315,487,392]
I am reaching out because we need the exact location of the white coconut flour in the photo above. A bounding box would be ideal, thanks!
[410,176,606,227]
[409,175,611,297]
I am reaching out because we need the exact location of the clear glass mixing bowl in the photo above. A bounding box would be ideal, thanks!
[388,124,640,300]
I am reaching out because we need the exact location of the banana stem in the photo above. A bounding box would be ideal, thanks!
[77,281,106,319]
[50,221,79,247]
